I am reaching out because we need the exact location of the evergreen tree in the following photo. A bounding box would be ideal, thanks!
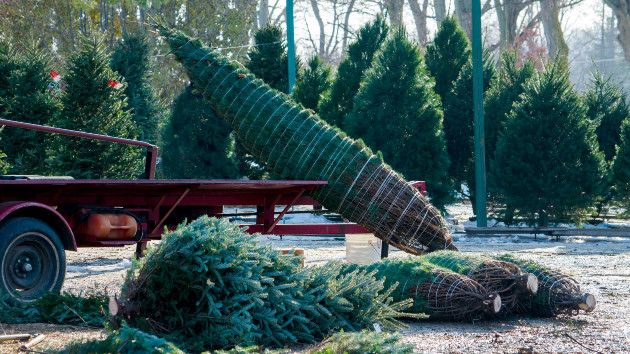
[246,25,300,94]
[318,15,389,129]
[424,15,470,104]
[0,45,61,174]
[0,40,18,112]
[613,119,630,203]
[111,30,163,144]
[48,34,142,179]
[584,70,630,163]
[345,27,452,210]
[161,85,238,179]
[492,58,606,226]
[442,49,495,206]
[484,51,536,165]
[292,55,331,112]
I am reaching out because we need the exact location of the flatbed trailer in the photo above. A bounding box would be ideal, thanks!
[0,118,425,302]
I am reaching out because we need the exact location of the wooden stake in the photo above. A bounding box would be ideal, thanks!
[19,334,45,351]
[0,334,31,342]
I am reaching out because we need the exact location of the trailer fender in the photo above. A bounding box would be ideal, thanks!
[0,202,77,251]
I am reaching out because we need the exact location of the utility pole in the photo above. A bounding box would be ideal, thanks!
[287,0,296,93]
[472,0,487,227]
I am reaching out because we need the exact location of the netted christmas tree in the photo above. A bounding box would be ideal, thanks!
[111,29,164,144]
[160,85,239,179]
[491,57,606,226]
[423,251,538,313]
[340,257,501,321]
[344,26,452,210]
[442,49,495,209]
[152,19,456,254]
[424,15,470,104]
[112,216,410,351]
[292,55,331,112]
[494,254,596,317]
[0,43,60,175]
[48,34,142,179]
[318,15,389,129]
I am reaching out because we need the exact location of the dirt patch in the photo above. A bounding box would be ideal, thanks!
[1,226,629,352]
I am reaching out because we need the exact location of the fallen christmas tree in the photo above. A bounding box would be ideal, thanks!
[110,217,411,351]
[423,251,538,313]
[341,257,501,321]
[151,19,456,254]
[494,254,596,317]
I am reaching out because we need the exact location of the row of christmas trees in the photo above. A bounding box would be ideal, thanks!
[2,14,630,226]
[235,15,630,226]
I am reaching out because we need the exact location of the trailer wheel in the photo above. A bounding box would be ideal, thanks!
[0,217,66,303]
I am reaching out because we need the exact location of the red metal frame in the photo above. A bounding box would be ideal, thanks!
[0,119,427,257]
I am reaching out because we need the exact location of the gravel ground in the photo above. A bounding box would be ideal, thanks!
[1,205,629,353]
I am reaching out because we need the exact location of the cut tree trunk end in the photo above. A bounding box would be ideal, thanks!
[109,296,142,317]
[516,273,539,295]
[578,293,597,312]
[483,293,502,314]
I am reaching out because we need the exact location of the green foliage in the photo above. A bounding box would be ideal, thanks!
[0,291,107,327]
[424,15,471,104]
[318,15,389,129]
[120,216,410,351]
[292,55,332,112]
[311,330,414,354]
[160,86,239,179]
[48,34,143,179]
[612,119,630,202]
[59,325,183,354]
[491,58,606,226]
[442,49,495,204]
[344,26,452,210]
[424,250,487,275]
[484,51,536,168]
[584,70,630,163]
[0,44,61,175]
[247,25,300,94]
[111,29,164,144]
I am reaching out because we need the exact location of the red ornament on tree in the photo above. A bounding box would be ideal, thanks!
[108,80,123,90]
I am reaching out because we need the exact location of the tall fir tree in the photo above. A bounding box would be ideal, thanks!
[160,85,238,179]
[424,15,471,104]
[492,58,606,226]
[318,15,389,129]
[484,51,536,193]
[48,34,142,179]
[246,25,300,94]
[111,30,163,144]
[0,40,18,112]
[613,119,630,204]
[292,55,331,112]
[584,70,630,163]
[345,27,452,210]
[442,49,495,207]
[0,45,61,174]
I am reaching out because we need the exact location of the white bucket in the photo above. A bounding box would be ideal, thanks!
[345,233,382,265]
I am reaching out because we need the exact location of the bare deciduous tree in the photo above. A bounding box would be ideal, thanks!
[409,0,430,44]
[540,0,568,57]
[604,0,630,63]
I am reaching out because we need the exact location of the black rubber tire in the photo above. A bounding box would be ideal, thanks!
[0,217,66,303]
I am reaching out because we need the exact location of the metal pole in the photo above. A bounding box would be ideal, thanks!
[286,0,296,93]
[472,0,487,227]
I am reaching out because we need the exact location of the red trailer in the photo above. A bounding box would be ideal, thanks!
[0,118,425,303]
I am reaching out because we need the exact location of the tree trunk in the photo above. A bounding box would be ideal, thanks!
[342,0,356,53]
[455,0,473,39]
[257,0,269,29]
[540,0,568,57]
[310,0,326,56]
[604,0,630,64]
[434,0,447,23]
[495,0,528,54]
[409,0,429,44]
[385,0,405,28]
